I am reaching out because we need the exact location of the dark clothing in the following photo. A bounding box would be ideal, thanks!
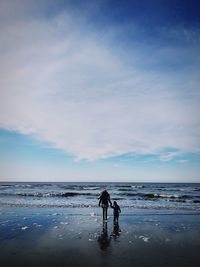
[111,204,121,216]
[99,190,112,221]
[99,190,112,207]
[111,204,121,222]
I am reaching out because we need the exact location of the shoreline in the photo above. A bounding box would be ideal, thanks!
[1,205,200,215]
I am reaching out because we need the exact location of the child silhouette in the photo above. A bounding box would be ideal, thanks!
[111,201,121,223]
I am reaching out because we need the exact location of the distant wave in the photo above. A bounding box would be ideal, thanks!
[118,188,132,191]
[83,187,101,190]
[131,185,145,189]
[0,191,198,201]
[0,191,98,198]
[115,184,145,189]
[144,193,192,199]
[194,188,200,192]
[0,183,53,189]
[115,185,133,188]
[193,200,200,203]
[118,192,198,200]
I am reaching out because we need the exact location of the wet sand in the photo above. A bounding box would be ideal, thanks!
[0,207,200,267]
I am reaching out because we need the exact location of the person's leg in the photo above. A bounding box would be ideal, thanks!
[103,207,105,220]
[116,214,119,222]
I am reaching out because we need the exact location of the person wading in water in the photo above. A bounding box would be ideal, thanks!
[99,190,112,221]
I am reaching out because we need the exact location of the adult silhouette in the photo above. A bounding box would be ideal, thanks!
[98,190,112,221]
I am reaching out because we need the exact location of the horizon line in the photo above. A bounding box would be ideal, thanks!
[0,180,199,184]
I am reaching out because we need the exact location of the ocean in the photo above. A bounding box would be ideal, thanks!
[0,182,200,213]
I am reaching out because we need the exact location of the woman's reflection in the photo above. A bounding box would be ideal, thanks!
[98,221,111,251]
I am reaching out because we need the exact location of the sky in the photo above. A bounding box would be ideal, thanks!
[0,0,200,182]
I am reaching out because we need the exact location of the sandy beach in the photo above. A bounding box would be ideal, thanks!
[0,206,200,267]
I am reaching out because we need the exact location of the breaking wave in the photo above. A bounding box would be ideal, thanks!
[0,191,97,198]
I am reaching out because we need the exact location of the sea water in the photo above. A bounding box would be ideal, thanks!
[0,182,200,213]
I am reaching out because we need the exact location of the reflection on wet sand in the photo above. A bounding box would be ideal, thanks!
[98,222,121,251]
[98,221,111,250]
[112,222,121,241]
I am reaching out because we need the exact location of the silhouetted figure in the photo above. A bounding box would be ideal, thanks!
[98,221,111,251]
[99,190,112,221]
[111,201,121,223]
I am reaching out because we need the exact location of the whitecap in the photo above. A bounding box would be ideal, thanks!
[21,226,28,230]
[139,235,150,242]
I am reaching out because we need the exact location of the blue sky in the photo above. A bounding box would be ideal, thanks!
[0,0,200,182]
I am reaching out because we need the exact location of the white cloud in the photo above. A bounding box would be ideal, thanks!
[159,152,180,162]
[0,1,200,161]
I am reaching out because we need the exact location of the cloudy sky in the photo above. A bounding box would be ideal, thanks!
[0,0,200,182]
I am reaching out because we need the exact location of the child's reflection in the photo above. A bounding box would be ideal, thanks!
[112,222,121,241]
